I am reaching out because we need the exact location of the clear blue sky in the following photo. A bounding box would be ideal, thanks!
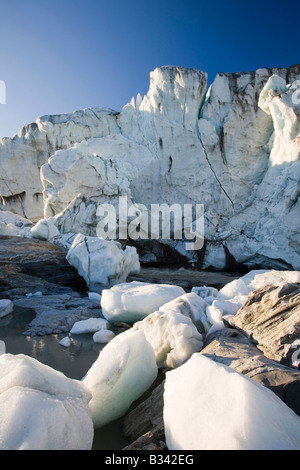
[0,0,299,139]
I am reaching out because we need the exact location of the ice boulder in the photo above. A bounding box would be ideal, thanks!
[101,281,185,323]
[70,317,109,335]
[134,309,203,369]
[158,292,211,333]
[164,354,300,450]
[0,211,34,237]
[93,329,115,344]
[30,218,60,242]
[82,328,157,428]
[59,336,72,348]
[0,299,13,318]
[0,354,93,450]
[218,270,300,312]
[66,233,140,293]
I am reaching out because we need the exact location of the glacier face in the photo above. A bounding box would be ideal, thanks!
[0,108,119,221]
[0,64,299,270]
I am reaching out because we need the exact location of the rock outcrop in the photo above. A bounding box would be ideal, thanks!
[230,282,300,366]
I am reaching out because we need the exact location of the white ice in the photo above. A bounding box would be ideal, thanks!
[0,354,93,450]
[158,292,211,334]
[201,270,300,332]
[66,234,140,293]
[101,281,185,323]
[70,317,109,335]
[59,336,71,348]
[93,329,115,344]
[88,292,102,303]
[134,307,203,369]
[0,299,13,318]
[164,354,300,450]
[82,328,157,428]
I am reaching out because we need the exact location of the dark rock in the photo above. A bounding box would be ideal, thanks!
[128,266,239,291]
[0,235,87,294]
[122,381,165,444]
[14,294,103,336]
[123,426,167,451]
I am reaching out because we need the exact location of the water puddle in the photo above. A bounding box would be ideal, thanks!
[0,305,129,450]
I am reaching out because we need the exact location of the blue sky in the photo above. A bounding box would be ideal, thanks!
[0,0,299,139]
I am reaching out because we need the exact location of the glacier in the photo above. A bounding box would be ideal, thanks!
[0,64,299,271]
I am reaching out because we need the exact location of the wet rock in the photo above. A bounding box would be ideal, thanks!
[14,294,103,336]
[0,235,87,293]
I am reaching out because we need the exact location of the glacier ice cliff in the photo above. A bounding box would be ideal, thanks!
[0,64,299,271]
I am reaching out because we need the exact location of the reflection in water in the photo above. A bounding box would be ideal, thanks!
[0,306,102,379]
[0,306,129,450]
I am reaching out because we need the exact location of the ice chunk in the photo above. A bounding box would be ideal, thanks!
[218,270,300,305]
[88,292,102,303]
[0,354,93,450]
[93,329,115,344]
[0,299,13,318]
[0,211,34,238]
[30,218,60,242]
[101,281,185,323]
[159,292,211,334]
[66,234,140,293]
[218,277,251,302]
[82,328,157,428]
[164,354,300,450]
[211,299,240,316]
[206,304,223,325]
[70,317,109,335]
[134,309,203,369]
[191,286,219,302]
[59,336,71,348]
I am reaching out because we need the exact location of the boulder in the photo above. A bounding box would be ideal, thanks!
[0,235,87,295]
[230,283,300,367]
[66,234,140,293]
